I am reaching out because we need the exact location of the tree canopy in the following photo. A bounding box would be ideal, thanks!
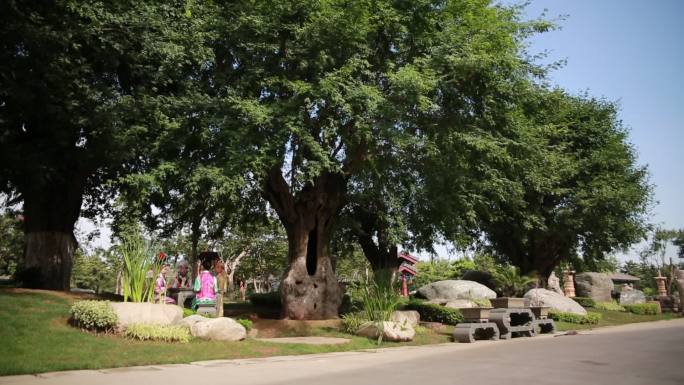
[0,0,214,288]
[480,88,652,279]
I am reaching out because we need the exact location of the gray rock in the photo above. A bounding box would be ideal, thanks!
[575,272,614,302]
[417,280,497,302]
[444,299,478,309]
[619,289,646,305]
[177,314,207,328]
[357,321,415,342]
[524,289,587,315]
[190,317,246,341]
[391,310,420,327]
[110,302,183,328]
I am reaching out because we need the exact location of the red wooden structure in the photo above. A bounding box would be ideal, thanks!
[398,251,418,296]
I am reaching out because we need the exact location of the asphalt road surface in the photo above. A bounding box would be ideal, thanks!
[3,318,683,385]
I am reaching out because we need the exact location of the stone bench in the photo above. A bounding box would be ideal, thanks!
[453,322,500,343]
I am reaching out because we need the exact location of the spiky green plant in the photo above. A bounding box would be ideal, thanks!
[119,234,162,303]
[353,269,402,344]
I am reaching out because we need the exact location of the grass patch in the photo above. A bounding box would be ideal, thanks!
[1,289,678,376]
[0,290,449,376]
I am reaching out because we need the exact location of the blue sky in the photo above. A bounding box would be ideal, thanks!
[518,0,683,232]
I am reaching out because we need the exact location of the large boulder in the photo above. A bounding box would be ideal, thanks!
[524,289,587,315]
[110,302,183,328]
[177,314,207,328]
[575,272,614,302]
[357,321,415,342]
[619,290,646,305]
[417,280,496,302]
[444,299,478,309]
[190,317,246,341]
[391,310,420,327]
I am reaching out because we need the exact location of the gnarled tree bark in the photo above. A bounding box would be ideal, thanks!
[264,168,345,319]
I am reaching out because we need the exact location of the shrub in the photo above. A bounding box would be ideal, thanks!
[236,318,253,332]
[70,300,117,331]
[572,297,597,308]
[404,300,463,325]
[623,303,661,315]
[341,312,368,334]
[594,302,626,312]
[249,292,281,308]
[125,323,191,343]
[549,310,601,325]
[353,270,402,322]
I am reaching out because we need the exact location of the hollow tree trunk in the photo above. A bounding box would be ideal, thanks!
[21,177,84,290]
[280,220,342,319]
[264,169,345,319]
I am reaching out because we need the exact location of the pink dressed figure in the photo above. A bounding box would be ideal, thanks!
[155,264,176,304]
[193,258,218,309]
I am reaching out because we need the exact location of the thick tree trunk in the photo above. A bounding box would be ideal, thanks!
[21,177,83,290]
[280,222,342,319]
[264,168,345,319]
[351,204,399,272]
[358,235,399,272]
[23,232,76,289]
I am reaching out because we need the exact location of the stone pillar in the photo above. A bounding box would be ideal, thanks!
[563,269,576,298]
[654,275,668,297]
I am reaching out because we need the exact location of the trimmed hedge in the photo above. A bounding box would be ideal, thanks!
[594,302,626,312]
[125,323,191,343]
[249,292,281,308]
[236,318,253,332]
[70,300,117,331]
[549,310,601,325]
[572,297,597,308]
[404,300,464,325]
[623,302,661,315]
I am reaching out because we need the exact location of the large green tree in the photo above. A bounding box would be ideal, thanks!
[210,0,550,318]
[481,89,652,280]
[0,0,211,289]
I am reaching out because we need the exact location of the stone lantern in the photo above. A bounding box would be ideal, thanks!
[654,273,668,297]
[563,268,576,298]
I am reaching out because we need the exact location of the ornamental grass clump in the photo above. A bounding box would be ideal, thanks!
[352,270,402,344]
[119,233,162,303]
[125,324,191,343]
[354,270,402,323]
[341,312,368,334]
[70,300,117,332]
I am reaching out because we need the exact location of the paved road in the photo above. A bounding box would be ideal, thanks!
[3,319,683,385]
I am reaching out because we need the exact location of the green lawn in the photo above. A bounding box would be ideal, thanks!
[554,308,679,332]
[0,290,450,376]
[1,290,680,376]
